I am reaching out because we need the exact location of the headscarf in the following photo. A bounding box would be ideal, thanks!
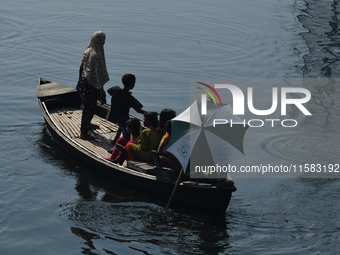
[81,31,110,89]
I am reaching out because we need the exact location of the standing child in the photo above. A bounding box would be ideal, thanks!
[107,73,145,144]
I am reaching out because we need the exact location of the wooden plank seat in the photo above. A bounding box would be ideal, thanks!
[127,160,155,174]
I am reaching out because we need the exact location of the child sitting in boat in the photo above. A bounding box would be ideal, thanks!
[157,120,181,174]
[116,111,161,164]
[107,73,145,144]
[105,117,141,164]
[156,109,179,166]
[158,108,176,136]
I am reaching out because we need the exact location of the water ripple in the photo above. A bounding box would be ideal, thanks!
[60,200,229,254]
[262,132,340,164]
[0,15,22,41]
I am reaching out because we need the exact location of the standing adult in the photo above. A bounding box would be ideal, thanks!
[77,31,110,139]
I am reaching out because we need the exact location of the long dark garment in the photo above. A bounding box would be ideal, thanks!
[76,66,100,137]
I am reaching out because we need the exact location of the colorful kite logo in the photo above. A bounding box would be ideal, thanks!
[197,82,223,106]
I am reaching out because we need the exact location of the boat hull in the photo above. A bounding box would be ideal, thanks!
[37,78,236,214]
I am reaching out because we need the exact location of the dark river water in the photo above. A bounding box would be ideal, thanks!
[1,0,340,254]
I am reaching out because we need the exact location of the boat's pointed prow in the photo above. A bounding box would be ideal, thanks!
[37,77,77,98]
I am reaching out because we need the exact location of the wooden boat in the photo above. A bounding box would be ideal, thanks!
[36,77,236,214]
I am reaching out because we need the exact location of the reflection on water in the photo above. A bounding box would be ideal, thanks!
[63,202,229,255]
[299,0,340,129]
[260,0,340,166]
[299,0,340,78]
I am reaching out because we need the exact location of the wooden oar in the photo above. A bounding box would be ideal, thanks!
[166,168,184,209]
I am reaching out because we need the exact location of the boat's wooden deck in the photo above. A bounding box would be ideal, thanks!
[48,106,155,173]
[49,107,117,158]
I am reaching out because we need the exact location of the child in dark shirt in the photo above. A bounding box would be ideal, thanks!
[107,73,145,144]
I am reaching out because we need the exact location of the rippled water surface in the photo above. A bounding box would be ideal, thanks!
[1,0,340,254]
